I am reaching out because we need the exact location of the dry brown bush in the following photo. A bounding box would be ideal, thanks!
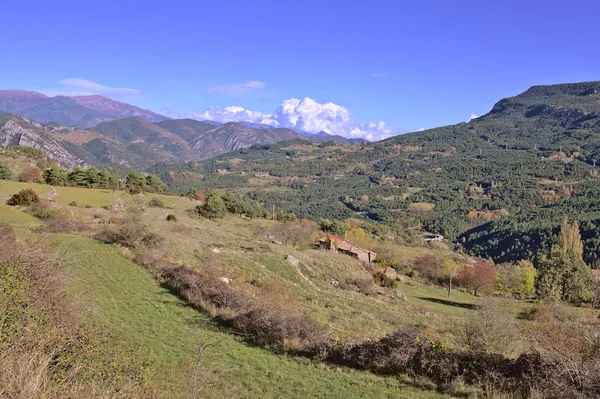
[135,252,328,352]
[344,278,376,295]
[17,164,43,183]
[461,300,519,355]
[265,219,318,246]
[408,202,435,214]
[25,201,88,233]
[95,209,161,250]
[7,188,40,206]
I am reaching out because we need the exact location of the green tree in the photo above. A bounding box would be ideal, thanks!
[145,174,167,193]
[514,260,536,298]
[0,161,12,180]
[98,169,111,188]
[535,219,594,305]
[86,167,101,187]
[43,167,68,186]
[222,191,246,215]
[201,191,227,219]
[498,260,537,299]
[68,167,90,187]
[125,170,145,194]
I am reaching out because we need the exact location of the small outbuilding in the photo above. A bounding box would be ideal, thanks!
[319,234,376,263]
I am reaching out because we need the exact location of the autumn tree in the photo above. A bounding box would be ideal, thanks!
[346,226,374,248]
[17,165,42,183]
[497,260,536,298]
[268,219,318,246]
[457,260,497,296]
[440,258,460,298]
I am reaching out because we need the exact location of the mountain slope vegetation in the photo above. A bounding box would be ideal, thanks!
[151,81,600,265]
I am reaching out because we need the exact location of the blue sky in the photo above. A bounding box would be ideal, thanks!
[1,0,598,139]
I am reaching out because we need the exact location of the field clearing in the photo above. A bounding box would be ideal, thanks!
[54,129,107,145]
[401,186,423,200]
[147,210,478,342]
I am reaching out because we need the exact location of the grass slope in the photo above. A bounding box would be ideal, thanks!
[0,182,455,398]
[54,237,454,398]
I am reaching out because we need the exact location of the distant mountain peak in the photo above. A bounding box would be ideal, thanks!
[0,89,169,128]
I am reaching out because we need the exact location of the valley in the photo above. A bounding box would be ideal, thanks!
[2,81,600,398]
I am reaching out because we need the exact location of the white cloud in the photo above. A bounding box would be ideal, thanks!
[40,78,141,99]
[418,127,425,131]
[372,72,387,78]
[208,80,266,97]
[468,113,479,122]
[163,97,400,141]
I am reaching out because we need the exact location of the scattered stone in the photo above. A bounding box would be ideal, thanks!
[211,248,221,253]
[46,185,58,200]
[286,255,299,268]
[394,289,407,300]
[285,255,315,286]
[219,277,231,284]
[330,279,339,287]
[384,266,398,280]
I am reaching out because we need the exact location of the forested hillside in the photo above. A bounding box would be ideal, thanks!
[151,82,600,265]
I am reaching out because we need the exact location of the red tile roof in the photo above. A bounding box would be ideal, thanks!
[320,234,374,256]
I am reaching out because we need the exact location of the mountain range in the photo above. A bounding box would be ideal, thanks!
[0,89,369,168]
[0,89,169,128]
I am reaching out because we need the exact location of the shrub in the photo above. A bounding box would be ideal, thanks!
[84,204,93,209]
[373,271,398,289]
[0,160,12,180]
[461,300,518,355]
[69,201,77,207]
[148,198,165,208]
[166,214,177,222]
[412,255,440,280]
[7,189,39,206]
[95,210,161,249]
[26,201,56,220]
[17,165,42,183]
[135,253,328,351]
[346,278,375,295]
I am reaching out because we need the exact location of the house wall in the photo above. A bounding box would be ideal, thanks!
[357,252,376,263]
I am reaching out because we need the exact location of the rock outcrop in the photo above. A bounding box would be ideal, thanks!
[0,113,87,169]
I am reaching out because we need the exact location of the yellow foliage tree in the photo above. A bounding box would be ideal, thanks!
[346,226,373,248]
[440,258,460,298]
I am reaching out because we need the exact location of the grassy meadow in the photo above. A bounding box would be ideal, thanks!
[0,180,461,398]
